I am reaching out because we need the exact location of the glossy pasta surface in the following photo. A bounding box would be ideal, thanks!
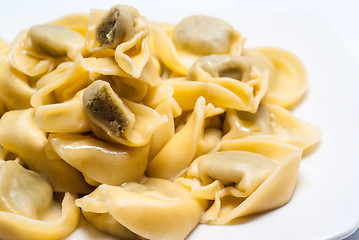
[0,4,320,240]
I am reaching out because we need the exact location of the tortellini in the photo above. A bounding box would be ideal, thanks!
[147,96,182,160]
[86,5,151,78]
[151,15,243,75]
[0,161,80,240]
[177,139,302,224]
[0,4,320,240]
[243,48,308,108]
[76,188,141,240]
[28,24,85,59]
[0,55,35,110]
[186,54,268,112]
[223,104,321,153]
[147,97,224,180]
[49,133,149,186]
[8,14,88,78]
[0,161,53,219]
[8,29,54,77]
[173,15,237,55]
[34,90,91,133]
[0,109,92,193]
[82,80,136,139]
[31,55,92,107]
[76,178,206,240]
[191,151,277,196]
[82,80,167,147]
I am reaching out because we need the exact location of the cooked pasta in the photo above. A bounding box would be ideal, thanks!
[0,4,320,240]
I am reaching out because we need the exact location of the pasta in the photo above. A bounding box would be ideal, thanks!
[85,5,151,78]
[0,161,79,240]
[0,4,321,240]
[76,178,206,240]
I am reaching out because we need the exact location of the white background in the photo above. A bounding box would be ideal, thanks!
[0,0,359,239]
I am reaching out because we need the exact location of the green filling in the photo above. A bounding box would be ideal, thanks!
[218,68,243,80]
[88,90,127,136]
[96,8,124,47]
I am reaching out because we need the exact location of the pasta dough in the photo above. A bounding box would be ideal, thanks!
[243,48,307,108]
[186,54,268,112]
[172,15,237,55]
[85,5,151,78]
[177,139,302,224]
[34,90,91,133]
[82,80,167,147]
[0,4,320,240]
[0,161,80,240]
[49,133,149,185]
[0,55,34,110]
[77,178,206,240]
[0,161,53,219]
[0,192,80,240]
[29,24,85,59]
[147,97,224,180]
[0,109,92,193]
[223,104,321,153]
[150,15,243,75]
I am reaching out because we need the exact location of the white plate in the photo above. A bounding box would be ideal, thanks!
[1,1,359,239]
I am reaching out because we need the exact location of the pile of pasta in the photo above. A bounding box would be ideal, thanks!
[0,4,321,240]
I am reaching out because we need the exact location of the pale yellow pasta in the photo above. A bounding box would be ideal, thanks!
[0,37,9,55]
[0,161,53,219]
[223,106,271,138]
[115,97,167,147]
[28,24,85,60]
[147,97,224,180]
[0,161,80,240]
[81,57,123,78]
[0,109,92,193]
[86,212,142,240]
[143,82,175,108]
[187,54,268,113]
[77,178,205,240]
[164,79,262,111]
[0,55,35,110]
[34,90,91,133]
[150,15,244,75]
[177,139,302,224]
[148,97,182,160]
[0,192,79,240]
[31,55,91,107]
[49,133,149,185]
[0,148,7,162]
[223,103,321,153]
[195,128,223,157]
[8,30,54,77]
[85,5,150,78]
[0,4,320,240]
[243,47,307,108]
[82,80,167,147]
[34,61,73,89]
[81,56,161,86]
[109,75,148,102]
[76,188,140,239]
